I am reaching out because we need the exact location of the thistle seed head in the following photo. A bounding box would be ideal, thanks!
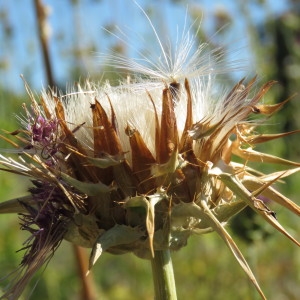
[1,12,300,300]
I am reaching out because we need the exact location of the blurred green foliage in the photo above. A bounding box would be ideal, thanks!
[0,1,299,299]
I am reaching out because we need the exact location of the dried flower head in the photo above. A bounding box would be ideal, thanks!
[1,8,300,300]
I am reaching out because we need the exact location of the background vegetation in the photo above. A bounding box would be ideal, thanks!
[0,0,299,299]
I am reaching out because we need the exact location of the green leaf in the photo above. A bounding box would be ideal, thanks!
[60,172,112,196]
[125,192,165,257]
[88,224,144,271]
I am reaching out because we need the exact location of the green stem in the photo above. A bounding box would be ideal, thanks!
[150,249,177,300]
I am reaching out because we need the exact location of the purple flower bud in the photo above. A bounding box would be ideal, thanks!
[30,115,58,146]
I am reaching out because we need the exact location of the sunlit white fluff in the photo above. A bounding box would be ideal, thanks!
[97,1,242,88]
[40,5,241,162]
[40,76,215,165]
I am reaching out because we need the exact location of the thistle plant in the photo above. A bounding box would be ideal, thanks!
[0,8,300,300]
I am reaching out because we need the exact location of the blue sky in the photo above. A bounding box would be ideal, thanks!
[0,0,291,94]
